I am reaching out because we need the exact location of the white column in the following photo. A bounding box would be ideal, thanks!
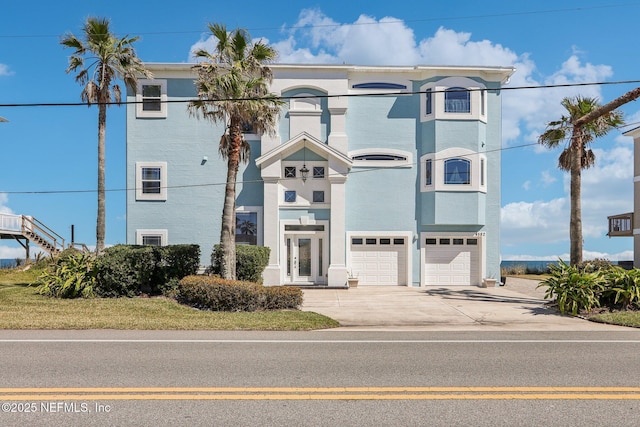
[327,96,348,153]
[262,178,281,286]
[327,174,348,286]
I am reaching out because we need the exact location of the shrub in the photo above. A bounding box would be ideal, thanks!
[263,286,303,310]
[155,245,201,294]
[177,276,303,312]
[34,252,96,298]
[537,260,607,315]
[94,244,200,297]
[177,276,263,311]
[211,245,270,283]
[577,258,614,273]
[602,267,640,309]
[94,245,157,297]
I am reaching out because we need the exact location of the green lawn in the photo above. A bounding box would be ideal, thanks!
[587,311,640,328]
[0,268,339,330]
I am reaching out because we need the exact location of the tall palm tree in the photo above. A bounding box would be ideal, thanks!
[189,23,283,280]
[538,96,624,265]
[61,17,150,254]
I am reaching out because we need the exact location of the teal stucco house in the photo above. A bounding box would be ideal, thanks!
[126,63,515,287]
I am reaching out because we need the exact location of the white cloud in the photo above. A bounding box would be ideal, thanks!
[501,142,633,253]
[0,64,13,77]
[522,180,531,191]
[0,193,13,214]
[541,170,557,186]
[0,246,25,259]
[501,198,568,246]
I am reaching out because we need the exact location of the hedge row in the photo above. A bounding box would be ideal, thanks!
[177,275,302,311]
[94,244,200,297]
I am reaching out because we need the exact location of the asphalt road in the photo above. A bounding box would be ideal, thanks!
[1,330,640,426]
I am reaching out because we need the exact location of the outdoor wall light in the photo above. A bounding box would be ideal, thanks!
[0,116,8,122]
[299,164,309,182]
[300,140,309,182]
[201,156,208,165]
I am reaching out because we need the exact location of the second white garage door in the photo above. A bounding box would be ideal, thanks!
[350,237,407,286]
[424,237,480,285]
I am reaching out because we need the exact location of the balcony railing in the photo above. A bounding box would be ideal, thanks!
[608,213,633,237]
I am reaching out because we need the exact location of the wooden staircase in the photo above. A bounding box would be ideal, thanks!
[0,214,65,257]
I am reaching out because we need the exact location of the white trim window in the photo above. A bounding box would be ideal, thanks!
[136,161,167,201]
[236,206,263,246]
[349,148,413,168]
[421,149,487,193]
[136,229,168,246]
[136,79,167,118]
[421,77,487,122]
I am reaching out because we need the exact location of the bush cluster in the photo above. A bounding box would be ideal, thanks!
[34,250,96,298]
[538,260,640,315]
[94,244,200,297]
[35,245,200,298]
[177,275,302,311]
[210,244,270,283]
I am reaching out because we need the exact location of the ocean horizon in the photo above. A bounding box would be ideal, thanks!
[1,259,17,269]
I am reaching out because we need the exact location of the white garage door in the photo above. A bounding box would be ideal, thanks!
[350,237,407,286]
[424,237,479,285]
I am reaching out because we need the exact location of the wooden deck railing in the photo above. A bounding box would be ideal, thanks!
[0,213,65,255]
[607,213,633,237]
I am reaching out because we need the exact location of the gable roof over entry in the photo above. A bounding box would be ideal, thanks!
[255,132,353,173]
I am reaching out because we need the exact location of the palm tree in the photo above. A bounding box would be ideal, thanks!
[538,96,624,265]
[189,23,283,280]
[61,17,150,254]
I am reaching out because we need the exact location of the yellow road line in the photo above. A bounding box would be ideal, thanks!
[2,386,640,393]
[2,393,640,401]
[1,387,640,401]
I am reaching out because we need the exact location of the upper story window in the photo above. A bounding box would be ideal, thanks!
[444,158,471,185]
[420,77,487,122]
[444,87,471,113]
[313,167,325,179]
[421,149,486,193]
[136,161,167,201]
[136,79,167,119]
[349,149,413,168]
[142,85,162,111]
[352,82,407,90]
[352,154,407,161]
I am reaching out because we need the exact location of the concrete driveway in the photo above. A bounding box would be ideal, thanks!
[301,278,630,331]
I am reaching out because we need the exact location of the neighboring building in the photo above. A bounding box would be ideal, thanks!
[126,63,514,286]
[608,126,640,267]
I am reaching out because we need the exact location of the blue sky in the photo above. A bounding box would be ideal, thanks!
[1,0,639,261]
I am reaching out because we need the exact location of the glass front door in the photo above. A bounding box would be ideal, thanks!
[285,235,324,283]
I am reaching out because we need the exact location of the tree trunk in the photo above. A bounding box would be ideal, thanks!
[96,101,106,255]
[574,87,640,127]
[569,126,583,266]
[219,123,242,280]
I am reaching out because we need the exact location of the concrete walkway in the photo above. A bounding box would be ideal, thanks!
[301,278,630,331]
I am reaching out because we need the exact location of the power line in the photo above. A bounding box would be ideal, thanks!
[2,79,640,109]
[1,3,639,39]
[0,141,570,196]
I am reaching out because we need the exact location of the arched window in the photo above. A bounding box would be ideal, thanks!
[351,154,407,161]
[444,158,471,184]
[444,87,470,113]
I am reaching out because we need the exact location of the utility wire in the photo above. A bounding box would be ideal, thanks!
[0,141,572,196]
[2,79,640,108]
[1,3,638,39]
